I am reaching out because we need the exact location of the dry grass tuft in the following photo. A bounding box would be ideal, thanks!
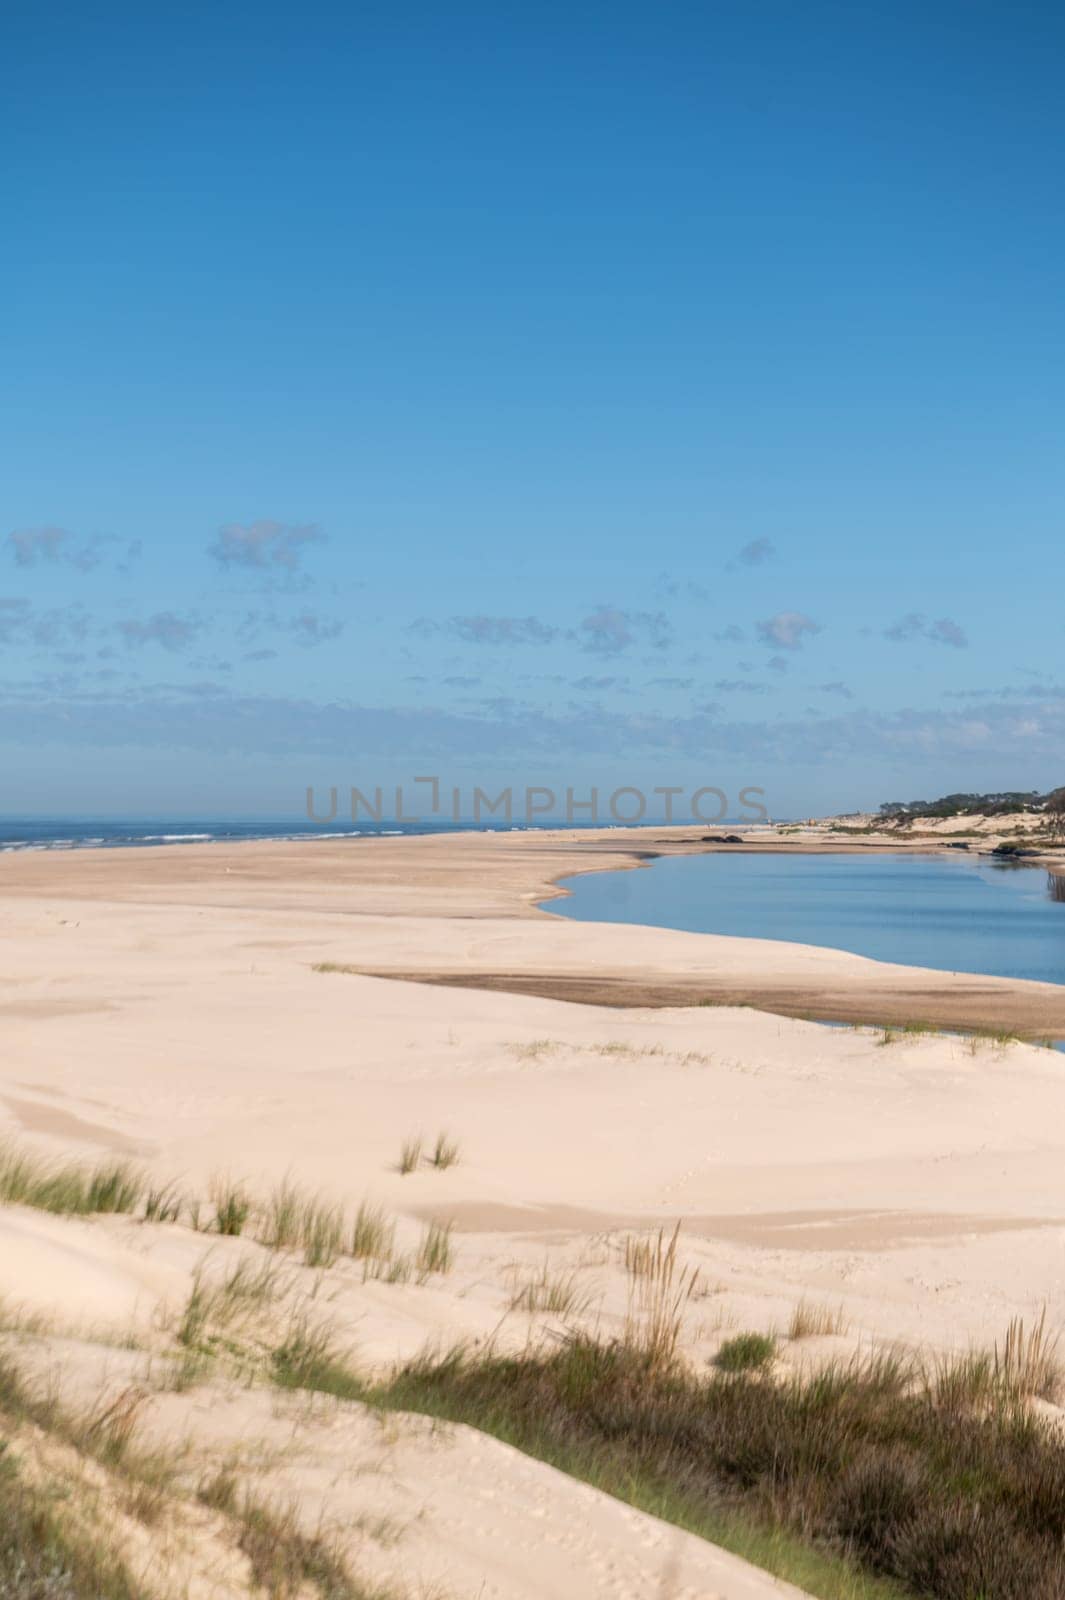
[176,1255,282,1352]
[509,1262,596,1319]
[788,1300,849,1340]
[995,1307,1062,1403]
[397,1135,423,1176]
[143,1180,184,1224]
[210,1175,253,1236]
[414,1219,454,1280]
[622,1222,700,1370]
[507,1038,560,1060]
[261,1178,304,1250]
[300,1200,346,1270]
[198,1476,389,1599]
[429,1131,460,1170]
[271,1311,363,1402]
[350,1201,394,1262]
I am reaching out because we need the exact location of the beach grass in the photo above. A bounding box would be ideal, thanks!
[373,1327,1065,1600]
[197,1477,392,1600]
[622,1222,699,1370]
[713,1331,777,1372]
[428,1131,460,1170]
[0,1142,145,1217]
[396,1135,422,1176]
[788,1299,849,1340]
[350,1200,394,1262]
[414,1219,453,1279]
[0,1458,148,1600]
[508,1262,596,1318]
[176,1255,282,1351]
[209,1176,253,1236]
[271,1312,363,1402]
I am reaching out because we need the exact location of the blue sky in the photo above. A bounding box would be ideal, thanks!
[4,0,1064,818]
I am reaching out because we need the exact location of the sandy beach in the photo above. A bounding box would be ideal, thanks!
[3,825,1065,1598]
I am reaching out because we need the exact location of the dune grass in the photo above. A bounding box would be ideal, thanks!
[396,1135,422,1176]
[508,1262,596,1319]
[349,1201,394,1263]
[0,1345,184,1572]
[271,1313,363,1403]
[209,1177,252,1237]
[788,1299,850,1340]
[0,1459,149,1600]
[713,1331,777,1373]
[414,1220,454,1280]
[428,1131,460,1170]
[622,1222,700,1370]
[0,1142,145,1217]
[142,1180,183,1224]
[1,1336,391,1600]
[197,1474,393,1600]
[0,1140,409,1291]
[375,1329,1065,1600]
[373,1342,907,1600]
[176,1256,282,1353]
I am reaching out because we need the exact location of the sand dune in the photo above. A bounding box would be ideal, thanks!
[2,828,1065,1597]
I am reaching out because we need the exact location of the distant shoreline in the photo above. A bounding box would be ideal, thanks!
[3,820,1063,1037]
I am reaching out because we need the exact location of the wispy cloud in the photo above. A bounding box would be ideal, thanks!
[0,597,31,640]
[7,684,1063,771]
[735,537,776,567]
[580,606,672,655]
[115,612,201,651]
[289,612,344,646]
[816,680,854,698]
[7,527,141,574]
[714,678,769,694]
[756,611,821,651]
[884,612,969,648]
[210,520,323,573]
[0,597,94,652]
[572,674,619,690]
[452,615,558,645]
[411,614,560,645]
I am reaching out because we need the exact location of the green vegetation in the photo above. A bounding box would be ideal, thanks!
[374,1329,1065,1600]
[209,1177,252,1237]
[350,1201,394,1262]
[428,1131,460,1170]
[176,1256,281,1354]
[0,1458,147,1600]
[271,1314,363,1402]
[196,1474,393,1600]
[508,1262,596,1318]
[396,1135,422,1176]
[414,1219,453,1279]
[879,789,1061,821]
[713,1331,777,1372]
[0,1144,145,1217]
[788,1300,849,1340]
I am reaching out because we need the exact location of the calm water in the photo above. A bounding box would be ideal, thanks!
[553,852,1065,986]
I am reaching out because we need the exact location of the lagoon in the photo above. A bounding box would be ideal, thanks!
[552,851,1065,987]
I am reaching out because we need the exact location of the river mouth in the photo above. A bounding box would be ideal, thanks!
[550,851,1065,988]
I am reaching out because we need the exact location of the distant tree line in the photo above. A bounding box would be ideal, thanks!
[879,788,1065,822]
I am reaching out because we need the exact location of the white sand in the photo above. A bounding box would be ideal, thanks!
[2,829,1064,1598]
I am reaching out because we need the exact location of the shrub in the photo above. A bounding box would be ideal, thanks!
[714,1332,776,1373]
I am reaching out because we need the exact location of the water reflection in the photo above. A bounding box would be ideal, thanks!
[554,852,1065,986]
